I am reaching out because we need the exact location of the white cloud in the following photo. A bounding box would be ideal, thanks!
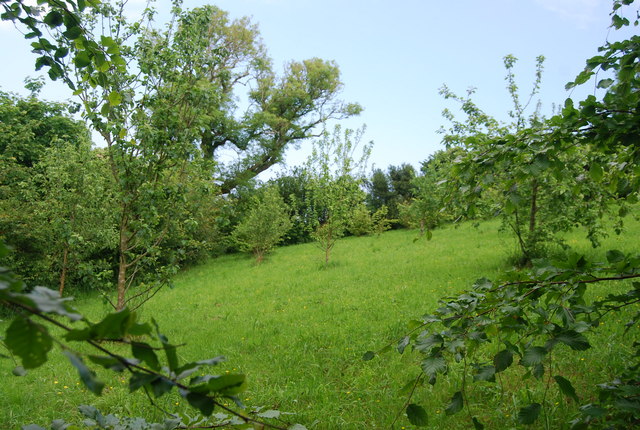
[535,0,605,28]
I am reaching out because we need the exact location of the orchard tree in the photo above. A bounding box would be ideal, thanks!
[439,55,608,265]
[306,125,372,264]
[366,168,392,211]
[366,164,416,227]
[271,167,316,245]
[0,90,116,293]
[29,142,117,296]
[365,2,640,428]
[232,185,292,263]
[1,1,359,310]
[398,148,463,236]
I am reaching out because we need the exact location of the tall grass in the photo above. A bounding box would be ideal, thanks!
[1,215,638,428]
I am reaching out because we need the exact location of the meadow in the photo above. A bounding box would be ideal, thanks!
[1,215,638,429]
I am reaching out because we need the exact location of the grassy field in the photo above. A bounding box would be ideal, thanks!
[1,215,639,429]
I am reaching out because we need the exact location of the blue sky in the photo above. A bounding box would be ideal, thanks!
[0,0,635,173]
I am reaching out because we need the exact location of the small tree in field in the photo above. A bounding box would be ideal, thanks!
[232,186,291,263]
[348,204,374,236]
[306,125,372,264]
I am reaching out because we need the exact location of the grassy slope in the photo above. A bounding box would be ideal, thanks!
[1,216,638,429]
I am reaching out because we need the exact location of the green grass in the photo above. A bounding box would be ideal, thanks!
[1,215,639,429]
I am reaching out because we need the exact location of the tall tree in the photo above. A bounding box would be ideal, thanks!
[2,1,359,309]
[0,90,116,293]
[366,168,392,211]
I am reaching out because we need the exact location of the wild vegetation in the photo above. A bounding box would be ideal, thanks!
[1,0,639,429]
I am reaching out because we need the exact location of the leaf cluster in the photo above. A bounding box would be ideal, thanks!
[366,250,640,427]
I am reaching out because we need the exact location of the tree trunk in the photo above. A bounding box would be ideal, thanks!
[116,253,127,311]
[529,179,539,234]
[116,217,128,311]
[58,245,69,296]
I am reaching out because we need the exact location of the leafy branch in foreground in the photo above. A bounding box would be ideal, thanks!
[0,242,303,430]
[365,250,640,428]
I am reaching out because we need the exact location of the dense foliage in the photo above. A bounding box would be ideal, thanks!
[363,1,640,428]
[0,90,117,293]
[232,185,292,263]
[1,0,639,428]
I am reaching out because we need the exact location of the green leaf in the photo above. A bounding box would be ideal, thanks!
[151,377,174,398]
[421,355,447,378]
[54,47,69,59]
[445,391,464,415]
[25,287,82,321]
[129,372,159,392]
[533,363,545,380]
[91,308,135,339]
[65,328,91,341]
[154,320,179,371]
[518,403,541,425]
[521,346,547,366]
[190,374,246,396]
[128,322,152,336]
[43,11,64,27]
[415,334,444,353]
[5,317,53,369]
[606,250,625,264]
[74,51,91,68]
[63,25,83,40]
[87,355,126,372]
[34,56,53,70]
[175,356,226,380]
[406,403,428,427]
[597,78,614,89]
[185,392,215,416]
[131,342,160,371]
[473,365,496,382]
[494,349,513,373]
[362,351,375,361]
[12,365,26,376]
[554,330,590,351]
[554,375,579,402]
[580,404,606,418]
[78,404,101,420]
[397,336,410,354]
[589,163,604,182]
[472,417,485,430]
[257,410,281,419]
[64,351,104,395]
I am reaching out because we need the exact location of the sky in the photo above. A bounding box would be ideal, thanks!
[0,0,636,175]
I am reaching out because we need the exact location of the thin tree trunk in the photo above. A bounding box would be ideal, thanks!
[117,252,127,311]
[116,216,128,311]
[58,245,69,296]
[529,179,539,234]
